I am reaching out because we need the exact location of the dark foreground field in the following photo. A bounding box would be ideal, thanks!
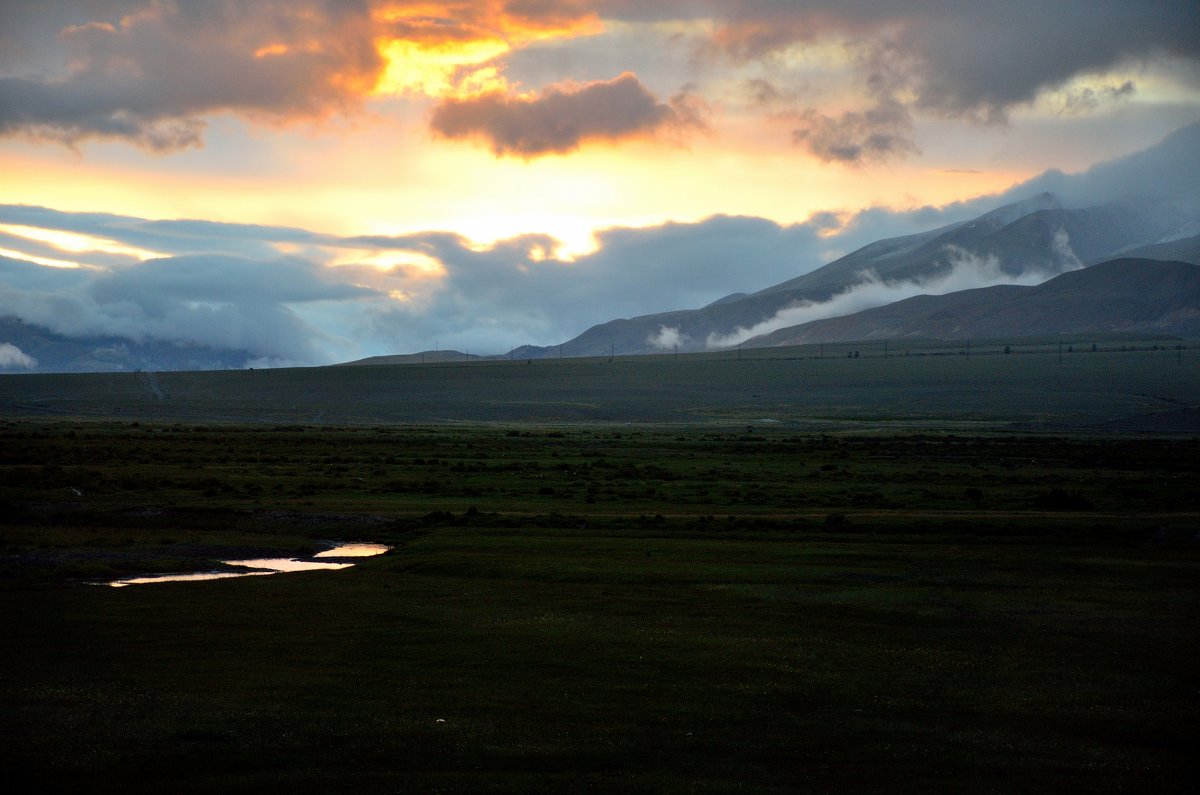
[2,336,1197,430]
[1,423,1198,792]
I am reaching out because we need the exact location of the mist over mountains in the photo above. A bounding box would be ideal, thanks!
[747,256,1200,348]
[512,124,1200,360]
[540,198,1195,360]
[3,122,1199,373]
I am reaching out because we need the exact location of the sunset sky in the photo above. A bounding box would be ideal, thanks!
[2,1,1198,366]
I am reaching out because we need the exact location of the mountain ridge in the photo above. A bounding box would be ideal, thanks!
[514,192,1196,359]
[744,258,1200,347]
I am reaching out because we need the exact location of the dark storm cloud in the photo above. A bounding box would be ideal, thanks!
[705,1,1199,115]
[430,72,707,156]
[689,0,1200,160]
[790,98,918,164]
[0,0,383,149]
[6,2,1189,159]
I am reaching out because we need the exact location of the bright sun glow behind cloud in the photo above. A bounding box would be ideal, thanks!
[0,246,88,269]
[370,2,603,99]
[335,249,446,276]
[0,2,1196,368]
[0,224,162,261]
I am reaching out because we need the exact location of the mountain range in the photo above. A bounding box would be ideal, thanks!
[505,195,1199,360]
[4,124,1200,373]
[747,256,1200,347]
[0,316,255,373]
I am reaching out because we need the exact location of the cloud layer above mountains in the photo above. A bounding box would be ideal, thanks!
[2,121,1196,368]
[1,4,1197,369]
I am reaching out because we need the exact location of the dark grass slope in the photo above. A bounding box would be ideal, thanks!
[2,334,1199,429]
[4,528,1197,793]
[2,425,1199,792]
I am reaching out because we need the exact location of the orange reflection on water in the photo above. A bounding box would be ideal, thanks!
[107,543,389,587]
[313,543,391,558]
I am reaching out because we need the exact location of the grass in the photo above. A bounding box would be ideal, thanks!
[1,419,1198,791]
[1,339,1197,790]
[2,520,1197,792]
[1,334,1197,427]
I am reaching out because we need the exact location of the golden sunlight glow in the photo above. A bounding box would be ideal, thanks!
[0,246,89,269]
[254,39,324,59]
[335,249,446,276]
[254,43,291,58]
[370,2,601,98]
[375,37,511,97]
[0,223,163,261]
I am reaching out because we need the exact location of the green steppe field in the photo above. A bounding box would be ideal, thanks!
[2,338,1198,792]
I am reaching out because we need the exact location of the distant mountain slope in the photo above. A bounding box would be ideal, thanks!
[0,317,255,373]
[525,192,1194,358]
[756,191,1064,295]
[745,258,1200,346]
[1115,233,1200,265]
[337,350,480,366]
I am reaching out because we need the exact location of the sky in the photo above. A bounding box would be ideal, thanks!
[1,0,1199,367]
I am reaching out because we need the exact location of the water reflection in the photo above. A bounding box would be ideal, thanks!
[234,558,353,572]
[313,543,391,558]
[107,542,389,588]
[109,570,274,587]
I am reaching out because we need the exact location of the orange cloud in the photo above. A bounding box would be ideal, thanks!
[371,1,602,99]
[0,1,605,149]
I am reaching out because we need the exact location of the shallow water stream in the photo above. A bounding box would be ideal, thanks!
[107,542,390,587]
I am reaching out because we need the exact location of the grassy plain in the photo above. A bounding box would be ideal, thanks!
[2,338,1198,790]
[1,337,1197,428]
[1,419,1198,792]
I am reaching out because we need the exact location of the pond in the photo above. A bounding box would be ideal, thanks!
[107,542,391,588]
